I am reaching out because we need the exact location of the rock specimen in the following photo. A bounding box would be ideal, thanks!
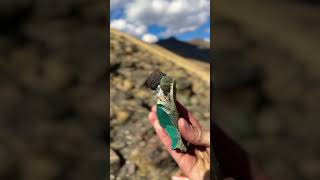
[146,71,188,152]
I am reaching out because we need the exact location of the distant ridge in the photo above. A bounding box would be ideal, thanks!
[188,39,210,49]
[110,28,210,84]
[157,37,210,63]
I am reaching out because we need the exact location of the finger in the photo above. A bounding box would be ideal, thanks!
[178,118,210,147]
[151,105,156,112]
[152,119,183,163]
[171,176,190,180]
[148,111,157,125]
[176,101,201,128]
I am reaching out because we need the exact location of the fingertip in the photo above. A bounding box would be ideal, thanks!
[178,118,190,131]
[178,118,185,129]
[178,118,210,147]
[151,105,156,112]
[178,118,191,139]
[148,111,157,124]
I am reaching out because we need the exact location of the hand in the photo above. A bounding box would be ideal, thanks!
[148,101,210,180]
[148,100,269,180]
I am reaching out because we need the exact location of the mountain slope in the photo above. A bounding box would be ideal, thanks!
[156,37,210,64]
[111,29,210,85]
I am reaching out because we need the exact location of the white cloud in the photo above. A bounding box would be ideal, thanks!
[204,38,210,42]
[125,0,210,37]
[110,0,129,10]
[142,34,158,43]
[110,0,210,38]
[110,19,147,36]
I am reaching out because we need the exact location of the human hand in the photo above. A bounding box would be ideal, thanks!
[148,100,269,180]
[148,101,211,180]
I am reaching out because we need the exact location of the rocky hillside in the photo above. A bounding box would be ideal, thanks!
[110,28,210,179]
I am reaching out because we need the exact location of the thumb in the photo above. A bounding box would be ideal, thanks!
[178,118,210,147]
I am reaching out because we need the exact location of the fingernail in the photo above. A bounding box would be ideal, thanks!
[183,119,191,130]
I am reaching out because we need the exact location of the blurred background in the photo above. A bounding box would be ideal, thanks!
[0,1,107,180]
[214,0,320,180]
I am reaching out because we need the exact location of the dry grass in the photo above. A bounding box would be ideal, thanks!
[110,28,210,85]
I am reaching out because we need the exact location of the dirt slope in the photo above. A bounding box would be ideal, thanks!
[110,28,210,84]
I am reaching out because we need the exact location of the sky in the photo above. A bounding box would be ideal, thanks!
[110,0,210,43]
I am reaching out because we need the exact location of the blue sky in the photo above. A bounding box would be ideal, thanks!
[110,0,210,43]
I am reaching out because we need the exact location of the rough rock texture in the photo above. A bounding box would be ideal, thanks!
[110,29,210,179]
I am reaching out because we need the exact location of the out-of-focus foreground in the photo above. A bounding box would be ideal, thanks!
[214,0,320,180]
[0,1,106,180]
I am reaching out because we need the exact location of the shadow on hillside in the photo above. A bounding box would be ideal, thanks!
[157,37,210,63]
